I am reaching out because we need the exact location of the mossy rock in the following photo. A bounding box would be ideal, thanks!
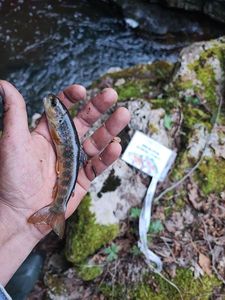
[164,38,225,196]
[77,263,103,281]
[100,268,221,300]
[65,194,119,264]
[92,61,174,101]
[170,37,225,114]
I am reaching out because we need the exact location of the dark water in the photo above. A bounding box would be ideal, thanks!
[0,0,225,117]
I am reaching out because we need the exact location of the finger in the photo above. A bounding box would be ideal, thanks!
[34,84,86,137]
[57,84,86,109]
[74,88,118,137]
[82,107,130,157]
[65,141,122,217]
[0,80,29,139]
[83,141,122,182]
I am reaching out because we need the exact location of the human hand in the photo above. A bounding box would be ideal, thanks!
[0,80,130,285]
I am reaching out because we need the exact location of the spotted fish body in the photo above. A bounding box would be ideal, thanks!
[28,94,80,238]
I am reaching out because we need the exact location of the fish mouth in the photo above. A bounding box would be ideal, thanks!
[43,95,57,122]
[43,96,51,110]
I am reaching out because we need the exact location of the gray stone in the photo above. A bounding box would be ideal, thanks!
[148,0,225,24]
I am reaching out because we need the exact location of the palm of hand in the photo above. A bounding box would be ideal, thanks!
[0,131,56,213]
[0,81,130,237]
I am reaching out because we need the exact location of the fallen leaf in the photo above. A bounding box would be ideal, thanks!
[188,182,202,210]
[199,253,212,276]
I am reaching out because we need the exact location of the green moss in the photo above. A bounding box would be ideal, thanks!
[92,61,174,101]
[189,61,217,110]
[100,283,124,299]
[170,105,211,185]
[172,79,194,96]
[149,123,159,134]
[116,80,149,100]
[167,40,225,118]
[182,105,211,130]
[171,151,193,181]
[77,263,103,281]
[150,97,180,110]
[44,273,67,295]
[100,268,221,300]
[134,269,220,300]
[105,61,173,82]
[188,41,225,111]
[164,205,173,218]
[177,79,194,91]
[197,158,225,195]
[174,192,187,211]
[66,194,119,264]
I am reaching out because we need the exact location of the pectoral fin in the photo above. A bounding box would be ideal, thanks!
[50,128,61,145]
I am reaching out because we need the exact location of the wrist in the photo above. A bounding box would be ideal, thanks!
[0,203,41,286]
[0,202,42,242]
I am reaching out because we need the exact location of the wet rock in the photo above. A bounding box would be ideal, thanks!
[118,0,205,35]
[154,0,204,11]
[204,1,225,24]
[147,0,225,24]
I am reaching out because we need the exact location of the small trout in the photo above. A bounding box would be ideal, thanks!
[28,94,80,238]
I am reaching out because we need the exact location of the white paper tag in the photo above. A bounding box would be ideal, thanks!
[122,131,177,272]
[122,131,176,181]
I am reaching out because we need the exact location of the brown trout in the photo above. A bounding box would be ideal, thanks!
[28,94,80,238]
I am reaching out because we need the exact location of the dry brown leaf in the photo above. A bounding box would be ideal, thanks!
[188,183,202,210]
[199,253,212,276]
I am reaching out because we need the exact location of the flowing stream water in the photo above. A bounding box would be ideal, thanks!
[0,0,225,118]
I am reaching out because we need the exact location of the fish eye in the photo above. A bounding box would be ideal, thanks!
[51,98,57,107]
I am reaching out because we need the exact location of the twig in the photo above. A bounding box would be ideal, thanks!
[111,261,120,299]
[160,236,178,263]
[155,93,223,203]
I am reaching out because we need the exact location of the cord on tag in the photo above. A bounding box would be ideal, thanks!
[138,176,162,271]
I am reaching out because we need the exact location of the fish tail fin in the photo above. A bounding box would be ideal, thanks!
[28,205,65,239]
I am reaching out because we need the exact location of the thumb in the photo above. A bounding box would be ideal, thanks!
[0,80,29,138]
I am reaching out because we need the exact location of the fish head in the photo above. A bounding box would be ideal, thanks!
[43,94,66,127]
